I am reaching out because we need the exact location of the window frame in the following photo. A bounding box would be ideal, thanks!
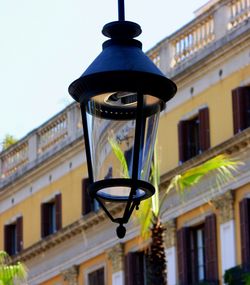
[178,107,210,163]
[41,193,62,238]
[190,224,206,283]
[4,216,23,256]
[84,263,106,285]
[232,86,250,134]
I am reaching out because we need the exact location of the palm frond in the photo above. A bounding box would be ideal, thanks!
[108,137,129,178]
[159,154,242,212]
[0,251,27,285]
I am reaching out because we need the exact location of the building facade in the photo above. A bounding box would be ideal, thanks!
[1,0,250,284]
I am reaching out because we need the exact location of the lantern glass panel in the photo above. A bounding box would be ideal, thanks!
[85,92,162,200]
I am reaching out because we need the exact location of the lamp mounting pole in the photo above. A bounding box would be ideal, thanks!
[118,0,125,21]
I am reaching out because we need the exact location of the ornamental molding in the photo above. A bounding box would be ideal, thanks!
[62,265,79,285]
[211,190,235,224]
[106,243,124,273]
[164,219,176,249]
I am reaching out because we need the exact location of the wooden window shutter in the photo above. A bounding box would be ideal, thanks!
[97,268,104,285]
[125,252,144,285]
[55,193,62,231]
[88,270,98,285]
[178,121,189,163]
[82,178,91,215]
[232,87,250,134]
[16,216,23,253]
[4,225,11,255]
[239,198,250,269]
[204,214,219,282]
[89,268,104,285]
[177,227,190,285]
[199,107,210,152]
[41,203,50,238]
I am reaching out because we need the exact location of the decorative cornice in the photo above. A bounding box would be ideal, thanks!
[106,243,124,273]
[164,219,176,248]
[11,204,122,264]
[62,265,79,285]
[211,190,235,223]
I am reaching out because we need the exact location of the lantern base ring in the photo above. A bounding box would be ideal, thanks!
[88,178,155,202]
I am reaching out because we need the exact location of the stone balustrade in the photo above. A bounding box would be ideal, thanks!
[1,0,249,187]
[229,0,250,29]
[171,15,215,66]
[1,142,28,178]
[38,114,68,154]
[0,103,82,187]
[148,0,250,74]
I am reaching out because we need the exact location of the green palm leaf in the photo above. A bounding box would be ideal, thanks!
[139,153,241,239]
[0,251,27,285]
[108,137,129,178]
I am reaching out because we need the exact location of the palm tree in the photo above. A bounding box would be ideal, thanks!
[136,150,240,285]
[0,251,27,285]
[109,138,240,284]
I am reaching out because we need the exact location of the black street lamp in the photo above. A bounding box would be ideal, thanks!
[69,0,177,238]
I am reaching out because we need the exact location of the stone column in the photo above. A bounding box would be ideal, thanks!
[107,243,124,285]
[214,2,231,40]
[164,219,177,285]
[212,191,236,276]
[160,40,175,75]
[62,265,79,285]
[28,133,38,162]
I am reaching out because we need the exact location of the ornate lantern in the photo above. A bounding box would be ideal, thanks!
[68,0,177,238]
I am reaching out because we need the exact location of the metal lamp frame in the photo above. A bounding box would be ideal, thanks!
[69,0,177,238]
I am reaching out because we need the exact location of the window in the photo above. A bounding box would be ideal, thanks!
[178,107,210,163]
[239,198,250,269]
[82,178,99,215]
[41,193,62,238]
[190,226,206,283]
[88,267,105,285]
[232,87,250,134]
[4,216,23,256]
[125,251,146,285]
[177,214,218,285]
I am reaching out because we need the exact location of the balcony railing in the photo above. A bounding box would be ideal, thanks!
[1,0,250,186]
[229,0,250,29]
[38,114,68,154]
[0,103,82,184]
[172,15,215,65]
[146,0,250,73]
[1,142,28,178]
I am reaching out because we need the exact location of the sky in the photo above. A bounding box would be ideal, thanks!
[0,0,209,143]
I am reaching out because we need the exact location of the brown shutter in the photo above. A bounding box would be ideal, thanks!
[125,252,144,285]
[41,203,50,238]
[178,121,189,164]
[97,268,104,285]
[55,193,62,231]
[232,87,250,134]
[16,216,23,252]
[82,178,92,215]
[4,225,11,255]
[240,198,250,269]
[199,107,210,152]
[89,268,104,285]
[177,227,190,285]
[89,270,98,285]
[204,214,218,282]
